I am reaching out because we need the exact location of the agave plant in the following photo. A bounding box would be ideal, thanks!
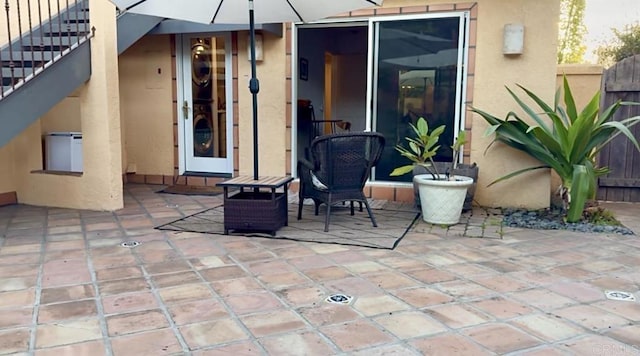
[472,76,640,222]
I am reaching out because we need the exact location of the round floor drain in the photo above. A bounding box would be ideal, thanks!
[120,241,140,248]
[325,294,353,305]
[605,290,636,302]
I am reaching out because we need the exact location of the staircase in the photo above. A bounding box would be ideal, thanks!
[0,0,162,148]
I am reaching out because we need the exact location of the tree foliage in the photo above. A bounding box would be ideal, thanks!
[597,23,640,66]
[557,0,587,64]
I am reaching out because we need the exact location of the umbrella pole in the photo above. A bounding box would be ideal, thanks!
[248,0,260,181]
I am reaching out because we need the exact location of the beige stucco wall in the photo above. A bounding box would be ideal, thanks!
[462,0,560,209]
[40,96,83,134]
[236,30,289,176]
[556,64,604,108]
[0,138,16,193]
[119,35,175,176]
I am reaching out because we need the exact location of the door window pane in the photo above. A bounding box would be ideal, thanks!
[373,17,462,182]
[191,37,227,158]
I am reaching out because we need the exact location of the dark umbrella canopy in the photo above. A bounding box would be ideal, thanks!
[110,0,383,180]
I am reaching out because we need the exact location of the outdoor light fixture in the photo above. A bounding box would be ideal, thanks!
[503,23,524,55]
[248,33,264,61]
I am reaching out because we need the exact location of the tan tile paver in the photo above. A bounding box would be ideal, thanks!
[410,334,492,355]
[37,300,97,323]
[168,299,229,325]
[470,296,534,320]
[260,331,335,356]
[157,283,214,304]
[392,287,454,308]
[0,289,36,309]
[297,303,360,327]
[102,291,159,314]
[0,308,34,328]
[179,318,248,350]
[463,323,542,354]
[320,319,395,352]
[39,285,94,304]
[224,291,283,315]
[554,304,633,331]
[110,329,182,355]
[510,313,584,342]
[106,309,170,336]
[240,309,307,337]
[193,340,263,355]
[278,285,325,306]
[210,276,264,296]
[352,295,411,316]
[559,334,635,355]
[35,319,102,348]
[374,311,447,339]
[34,340,106,356]
[151,271,202,288]
[425,303,492,328]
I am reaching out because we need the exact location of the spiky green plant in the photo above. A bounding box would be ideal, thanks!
[471,76,640,222]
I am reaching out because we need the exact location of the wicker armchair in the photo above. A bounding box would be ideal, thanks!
[297,132,385,232]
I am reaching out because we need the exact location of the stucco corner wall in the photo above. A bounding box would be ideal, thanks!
[119,35,175,177]
[13,0,124,211]
[469,0,560,209]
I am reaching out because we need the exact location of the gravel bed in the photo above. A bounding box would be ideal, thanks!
[502,208,635,236]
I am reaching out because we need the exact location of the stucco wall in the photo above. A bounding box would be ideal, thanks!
[464,0,560,209]
[119,35,175,176]
[556,64,604,108]
[0,138,16,193]
[237,30,288,177]
[40,96,83,134]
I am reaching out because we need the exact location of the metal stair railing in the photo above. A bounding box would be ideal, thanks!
[1,0,94,99]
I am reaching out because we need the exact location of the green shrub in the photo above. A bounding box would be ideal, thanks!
[472,76,640,222]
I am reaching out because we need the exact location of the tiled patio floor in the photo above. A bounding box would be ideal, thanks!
[0,183,639,355]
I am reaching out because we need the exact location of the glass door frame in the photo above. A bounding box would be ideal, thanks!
[176,33,234,175]
[366,12,470,179]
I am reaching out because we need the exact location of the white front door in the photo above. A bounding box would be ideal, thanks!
[177,35,233,174]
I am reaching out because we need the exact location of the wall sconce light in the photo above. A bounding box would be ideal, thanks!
[248,33,264,61]
[503,23,524,55]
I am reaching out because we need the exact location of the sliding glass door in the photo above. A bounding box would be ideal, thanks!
[368,13,468,182]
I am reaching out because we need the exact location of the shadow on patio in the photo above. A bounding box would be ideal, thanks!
[0,183,638,354]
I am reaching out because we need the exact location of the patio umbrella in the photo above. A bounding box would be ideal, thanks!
[109,0,384,180]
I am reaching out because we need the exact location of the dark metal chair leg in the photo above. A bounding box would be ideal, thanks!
[297,197,304,220]
[363,199,378,227]
[324,203,332,232]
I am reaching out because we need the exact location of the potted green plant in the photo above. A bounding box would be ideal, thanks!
[390,117,475,225]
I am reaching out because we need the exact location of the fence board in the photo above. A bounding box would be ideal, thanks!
[597,55,640,202]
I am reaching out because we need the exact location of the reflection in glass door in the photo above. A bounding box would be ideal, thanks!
[179,35,233,174]
[369,14,467,182]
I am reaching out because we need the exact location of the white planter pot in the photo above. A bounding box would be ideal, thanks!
[414,174,474,225]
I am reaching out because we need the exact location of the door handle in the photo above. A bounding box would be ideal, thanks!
[182,101,190,120]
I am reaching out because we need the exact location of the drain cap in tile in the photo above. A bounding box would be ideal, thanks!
[120,241,140,248]
[325,293,353,305]
[605,290,636,302]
